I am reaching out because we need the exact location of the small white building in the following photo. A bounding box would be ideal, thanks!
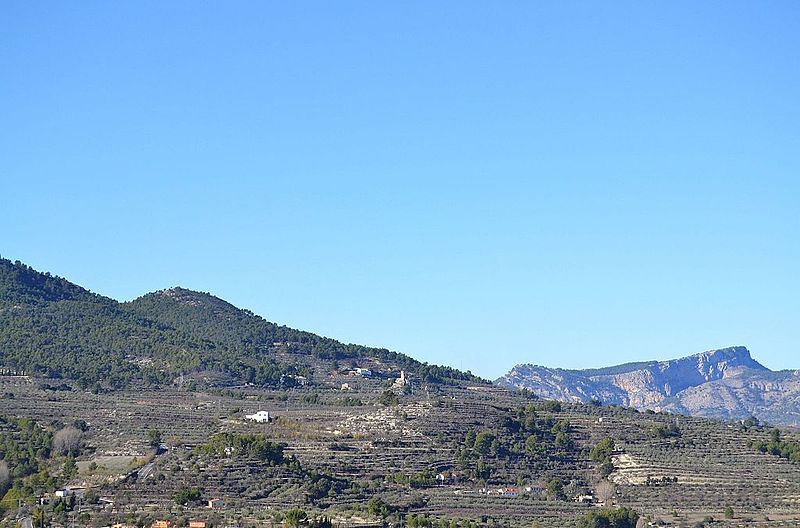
[55,487,86,499]
[208,498,225,509]
[245,410,271,423]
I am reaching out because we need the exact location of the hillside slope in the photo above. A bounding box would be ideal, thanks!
[496,347,800,425]
[0,258,480,390]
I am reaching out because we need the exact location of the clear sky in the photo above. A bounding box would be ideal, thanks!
[2,2,799,379]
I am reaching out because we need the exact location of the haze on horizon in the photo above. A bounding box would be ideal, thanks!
[2,2,798,379]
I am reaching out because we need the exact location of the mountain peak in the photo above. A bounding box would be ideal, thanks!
[142,287,241,313]
[679,345,767,373]
[496,345,789,422]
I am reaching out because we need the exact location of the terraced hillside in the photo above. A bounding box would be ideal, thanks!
[2,376,800,527]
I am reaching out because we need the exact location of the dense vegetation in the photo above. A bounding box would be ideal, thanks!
[751,429,800,463]
[575,506,638,528]
[589,437,616,478]
[0,258,482,390]
[197,433,287,465]
[0,416,80,515]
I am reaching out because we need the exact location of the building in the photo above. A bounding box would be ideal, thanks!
[189,521,207,528]
[55,486,86,499]
[152,521,170,528]
[245,410,270,423]
[393,370,407,388]
[208,498,225,509]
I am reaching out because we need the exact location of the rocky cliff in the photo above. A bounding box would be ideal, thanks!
[496,347,800,426]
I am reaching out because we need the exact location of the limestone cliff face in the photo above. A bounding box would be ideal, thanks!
[496,347,800,426]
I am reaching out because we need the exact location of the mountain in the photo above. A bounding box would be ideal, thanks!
[0,257,481,390]
[496,347,800,425]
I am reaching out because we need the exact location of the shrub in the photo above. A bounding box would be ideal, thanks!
[576,506,638,528]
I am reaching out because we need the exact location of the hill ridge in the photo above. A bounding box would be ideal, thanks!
[0,257,482,390]
[496,346,799,425]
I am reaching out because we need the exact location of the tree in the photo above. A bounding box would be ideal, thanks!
[366,496,390,518]
[555,431,573,449]
[473,432,495,456]
[724,506,734,519]
[147,428,163,448]
[0,461,9,494]
[377,390,399,406]
[589,437,615,463]
[33,506,47,528]
[590,437,616,477]
[546,479,565,501]
[285,507,308,527]
[62,456,78,481]
[475,459,491,480]
[595,480,615,506]
[174,487,202,505]
[54,426,82,456]
[525,434,538,455]
[771,428,781,444]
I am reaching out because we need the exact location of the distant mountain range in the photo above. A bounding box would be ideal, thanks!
[496,346,800,426]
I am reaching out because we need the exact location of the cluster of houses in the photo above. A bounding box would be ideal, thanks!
[452,484,595,503]
[148,521,207,528]
[348,367,373,378]
[453,485,545,497]
[133,503,224,528]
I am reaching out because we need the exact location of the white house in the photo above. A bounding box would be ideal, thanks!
[55,487,86,499]
[245,410,271,423]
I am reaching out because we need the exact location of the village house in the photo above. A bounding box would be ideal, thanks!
[55,486,86,499]
[245,410,270,423]
[152,521,170,528]
[188,521,207,528]
[208,498,225,509]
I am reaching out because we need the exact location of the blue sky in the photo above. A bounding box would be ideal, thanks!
[2,2,798,378]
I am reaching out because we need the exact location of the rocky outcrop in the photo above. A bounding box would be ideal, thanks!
[496,347,800,426]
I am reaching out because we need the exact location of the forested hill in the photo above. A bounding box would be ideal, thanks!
[0,258,482,390]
